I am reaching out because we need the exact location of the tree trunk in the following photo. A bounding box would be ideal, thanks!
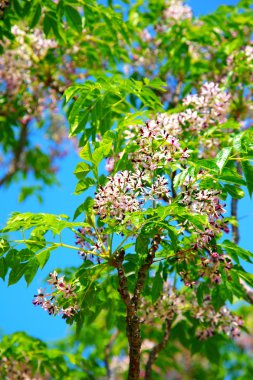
[127,315,142,380]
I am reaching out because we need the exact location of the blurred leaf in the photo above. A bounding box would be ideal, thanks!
[215,147,232,172]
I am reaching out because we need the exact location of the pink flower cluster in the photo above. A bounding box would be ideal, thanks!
[0,26,57,96]
[199,252,232,285]
[163,0,193,27]
[181,186,226,221]
[194,295,243,340]
[140,284,185,325]
[132,119,189,170]
[0,0,9,17]
[140,285,242,341]
[95,108,193,220]
[125,83,230,139]
[32,271,78,319]
[182,82,231,130]
[94,171,142,221]
[94,169,173,221]
[75,226,107,262]
[96,83,230,222]
[162,1,192,27]
[244,45,253,64]
[227,44,253,67]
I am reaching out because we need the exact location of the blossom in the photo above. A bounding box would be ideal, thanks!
[105,157,115,172]
[163,1,192,26]
[244,45,253,64]
[75,226,107,263]
[94,171,141,221]
[61,305,79,319]
[32,288,48,306]
[194,297,243,340]
[182,82,231,130]
[33,272,79,319]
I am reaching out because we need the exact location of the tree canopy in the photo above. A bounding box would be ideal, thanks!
[0,0,253,379]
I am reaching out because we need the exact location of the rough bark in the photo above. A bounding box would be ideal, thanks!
[112,249,141,380]
[112,236,161,380]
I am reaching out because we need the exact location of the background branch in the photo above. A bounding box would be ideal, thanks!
[0,122,28,186]
[104,331,119,380]
[144,319,173,380]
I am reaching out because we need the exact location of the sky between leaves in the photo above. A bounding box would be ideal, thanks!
[1,0,252,343]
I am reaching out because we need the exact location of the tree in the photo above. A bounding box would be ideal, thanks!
[0,0,253,379]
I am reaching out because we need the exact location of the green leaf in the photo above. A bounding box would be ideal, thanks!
[233,132,244,152]
[74,178,95,195]
[196,283,209,305]
[218,173,246,186]
[36,246,56,269]
[30,4,42,29]
[187,214,208,231]
[79,142,93,162]
[237,270,253,288]
[24,258,40,286]
[74,162,92,180]
[5,249,19,268]
[162,225,178,250]
[65,5,82,33]
[17,249,34,262]
[43,14,52,36]
[135,234,149,255]
[0,258,7,280]
[220,240,253,264]
[196,159,219,172]
[92,142,113,167]
[8,263,27,286]
[13,0,23,16]
[73,197,94,220]
[223,184,245,199]
[152,263,163,303]
[26,236,46,252]
[242,161,253,198]
[0,238,9,257]
[173,168,194,189]
[215,147,232,172]
[212,285,228,311]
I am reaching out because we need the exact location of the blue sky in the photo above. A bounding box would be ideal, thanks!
[1,0,250,344]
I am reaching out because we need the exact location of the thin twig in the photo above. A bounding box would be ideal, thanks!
[231,162,242,245]
[231,198,240,244]
[171,171,177,199]
[144,319,173,380]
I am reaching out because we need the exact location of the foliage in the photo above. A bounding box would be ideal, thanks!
[0,0,253,379]
[0,331,88,379]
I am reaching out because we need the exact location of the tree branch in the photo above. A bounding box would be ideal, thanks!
[0,122,28,186]
[231,198,240,244]
[144,319,172,380]
[231,162,242,245]
[171,171,177,199]
[112,249,141,380]
[112,249,133,312]
[132,235,161,310]
[111,235,161,380]
[104,331,119,380]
